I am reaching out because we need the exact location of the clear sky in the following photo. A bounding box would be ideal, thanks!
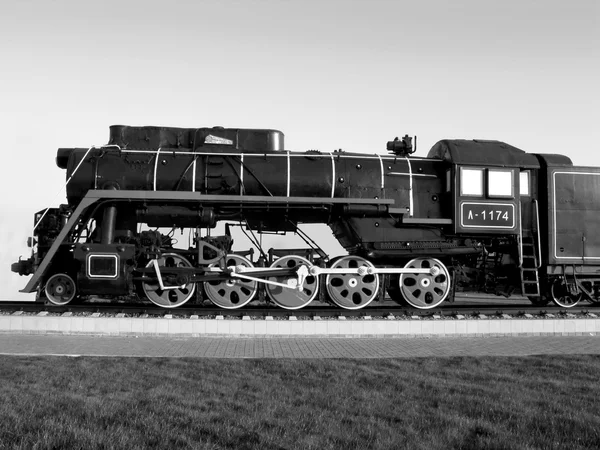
[1,0,598,298]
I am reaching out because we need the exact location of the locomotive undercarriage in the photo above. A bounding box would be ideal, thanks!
[17,191,460,310]
[18,235,477,312]
[37,237,454,311]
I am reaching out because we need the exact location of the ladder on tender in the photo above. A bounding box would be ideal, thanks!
[519,200,541,297]
[520,236,540,296]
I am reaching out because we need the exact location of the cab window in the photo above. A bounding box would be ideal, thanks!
[460,168,483,197]
[520,171,530,196]
[488,169,513,198]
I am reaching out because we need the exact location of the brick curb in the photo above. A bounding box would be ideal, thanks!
[0,316,598,338]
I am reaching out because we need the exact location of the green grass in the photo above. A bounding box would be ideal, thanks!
[0,356,599,449]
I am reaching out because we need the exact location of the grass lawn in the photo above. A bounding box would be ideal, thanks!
[0,355,599,449]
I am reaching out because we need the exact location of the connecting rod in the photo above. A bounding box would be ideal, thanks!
[152,260,440,292]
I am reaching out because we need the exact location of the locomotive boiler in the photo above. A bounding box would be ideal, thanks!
[12,125,600,310]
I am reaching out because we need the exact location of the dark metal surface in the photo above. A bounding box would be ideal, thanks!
[20,196,97,294]
[107,125,285,152]
[427,139,544,168]
[549,168,600,266]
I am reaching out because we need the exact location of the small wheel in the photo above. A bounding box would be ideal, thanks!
[45,273,77,306]
[142,253,195,308]
[266,255,318,310]
[326,256,379,310]
[550,280,582,308]
[399,258,450,309]
[204,254,257,309]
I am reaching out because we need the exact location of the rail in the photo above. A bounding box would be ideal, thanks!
[0,300,598,319]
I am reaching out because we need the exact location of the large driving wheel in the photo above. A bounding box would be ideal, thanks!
[398,258,450,309]
[326,256,379,310]
[266,255,318,310]
[142,253,196,308]
[204,254,258,309]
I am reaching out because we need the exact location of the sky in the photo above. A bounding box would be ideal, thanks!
[0,0,598,299]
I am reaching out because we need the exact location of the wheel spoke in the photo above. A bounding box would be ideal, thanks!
[204,254,257,309]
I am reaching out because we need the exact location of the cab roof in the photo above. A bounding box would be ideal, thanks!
[427,139,542,168]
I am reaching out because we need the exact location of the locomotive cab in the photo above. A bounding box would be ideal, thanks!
[428,139,541,237]
[428,139,547,299]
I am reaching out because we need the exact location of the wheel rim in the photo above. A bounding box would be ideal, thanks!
[550,280,582,308]
[45,273,77,306]
[266,255,318,310]
[326,256,379,310]
[204,254,257,309]
[399,258,450,309]
[142,253,195,308]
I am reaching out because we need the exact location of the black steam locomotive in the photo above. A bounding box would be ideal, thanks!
[12,125,600,309]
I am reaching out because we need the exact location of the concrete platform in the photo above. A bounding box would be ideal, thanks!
[1,334,599,358]
[0,313,599,338]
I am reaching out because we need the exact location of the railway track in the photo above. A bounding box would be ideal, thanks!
[1,299,599,319]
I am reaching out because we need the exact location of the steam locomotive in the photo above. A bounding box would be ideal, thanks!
[11,125,600,309]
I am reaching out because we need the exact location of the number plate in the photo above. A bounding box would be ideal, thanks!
[460,202,515,229]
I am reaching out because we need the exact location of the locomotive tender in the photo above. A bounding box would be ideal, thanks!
[11,125,600,309]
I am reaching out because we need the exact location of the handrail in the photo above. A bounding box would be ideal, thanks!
[533,199,542,269]
[518,202,523,268]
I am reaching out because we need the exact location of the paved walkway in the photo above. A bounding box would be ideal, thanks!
[0,334,599,358]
